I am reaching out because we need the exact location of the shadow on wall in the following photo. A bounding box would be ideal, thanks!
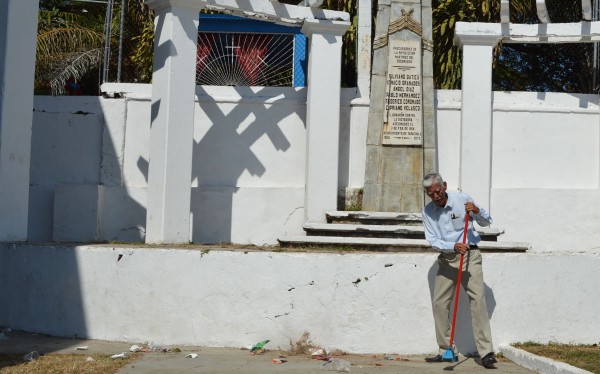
[0,244,88,352]
[31,7,305,246]
[14,9,301,350]
[29,96,146,243]
[31,86,302,244]
[427,257,496,356]
[12,11,184,343]
[136,86,300,243]
[189,86,292,243]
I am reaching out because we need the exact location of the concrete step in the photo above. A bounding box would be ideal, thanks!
[303,222,504,241]
[278,236,530,253]
[327,211,423,225]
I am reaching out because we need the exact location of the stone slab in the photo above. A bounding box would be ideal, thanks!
[303,222,504,236]
[278,236,529,252]
[327,210,423,221]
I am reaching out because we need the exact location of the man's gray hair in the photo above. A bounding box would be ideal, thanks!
[423,172,444,188]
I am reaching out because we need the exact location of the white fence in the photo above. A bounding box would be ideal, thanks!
[1,244,598,354]
[9,88,600,353]
[29,85,369,245]
[436,90,600,252]
[29,87,600,252]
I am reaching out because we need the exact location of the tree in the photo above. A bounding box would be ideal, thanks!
[323,0,358,87]
[127,0,154,83]
[36,0,155,95]
[433,0,594,93]
[36,1,105,95]
[35,0,362,94]
[432,0,503,89]
[493,0,594,93]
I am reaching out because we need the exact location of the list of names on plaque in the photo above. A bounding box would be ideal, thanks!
[383,39,422,146]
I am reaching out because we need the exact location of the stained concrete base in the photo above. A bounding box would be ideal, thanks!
[1,244,599,355]
[0,330,536,373]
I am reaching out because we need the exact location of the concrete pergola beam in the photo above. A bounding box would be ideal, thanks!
[453,22,503,47]
[143,0,204,243]
[454,16,600,209]
[536,0,550,24]
[506,21,600,43]
[302,19,350,223]
[454,22,502,210]
[200,0,349,25]
[455,21,600,44]
[582,0,592,21]
[143,0,350,241]
[500,0,510,23]
[305,0,325,8]
[0,0,39,240]
[534,0,593,23]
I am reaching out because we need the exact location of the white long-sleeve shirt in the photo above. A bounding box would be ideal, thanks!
[422,191,493,253]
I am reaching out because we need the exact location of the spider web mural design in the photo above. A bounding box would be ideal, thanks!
[196,32,295,87]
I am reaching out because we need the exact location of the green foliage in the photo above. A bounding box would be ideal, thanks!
[493,1,594,93]
[36,0,597,94]
[128,0,155,83]
[433,0,595,93]
[113,0,360,88]
[36,4,105,95]
[323,0,358,87]
[36,0,155,95]
[432,0,501,89]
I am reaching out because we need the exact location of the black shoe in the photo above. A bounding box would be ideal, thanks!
[482,352,498,368]
[425,354,443,362]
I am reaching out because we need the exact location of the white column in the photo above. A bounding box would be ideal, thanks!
[455,23,501,209]
[144,0,201,243]
[301,20,350,223]
[0,0,39,240]
[356,0,372,98]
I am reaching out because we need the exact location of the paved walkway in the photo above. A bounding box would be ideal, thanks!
[0,331,535,373]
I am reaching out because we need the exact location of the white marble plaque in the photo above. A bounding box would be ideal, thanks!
[383,39,422,146]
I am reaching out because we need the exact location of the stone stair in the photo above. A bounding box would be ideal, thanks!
[278,211,530,253]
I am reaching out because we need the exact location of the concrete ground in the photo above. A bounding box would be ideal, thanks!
[0,330,535,373]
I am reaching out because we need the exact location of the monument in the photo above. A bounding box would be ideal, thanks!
[362,0,435,212]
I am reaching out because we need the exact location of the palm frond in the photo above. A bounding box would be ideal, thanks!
[48,48,103,95]
[37,27,104,60]
[38,9,82,30]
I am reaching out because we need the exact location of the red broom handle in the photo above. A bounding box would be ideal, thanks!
[449,214,470,348]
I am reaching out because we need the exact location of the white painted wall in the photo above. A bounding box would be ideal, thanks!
[17,89,600,354]
[28,89,600,251]
[30,86,368,244]
[0,244,598,354]
[435,90,600,252]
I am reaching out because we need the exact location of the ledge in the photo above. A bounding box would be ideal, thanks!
[278,236,530,253]
[304,222,504,237]
[499,344,593,374]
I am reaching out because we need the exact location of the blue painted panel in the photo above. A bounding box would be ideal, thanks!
[293,34,306,87]
[198,13,306,87]
[199,14,301,34]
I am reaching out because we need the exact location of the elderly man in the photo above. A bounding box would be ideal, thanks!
[421,172,497,368]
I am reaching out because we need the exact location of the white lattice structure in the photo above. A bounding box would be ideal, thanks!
[0,0,350,243]
[140,0,351,243]
[454,0,600,211]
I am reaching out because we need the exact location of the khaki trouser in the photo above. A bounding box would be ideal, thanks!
[432,249,494,357]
